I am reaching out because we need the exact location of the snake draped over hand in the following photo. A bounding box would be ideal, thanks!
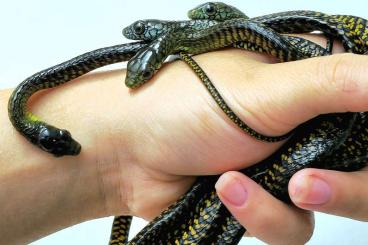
[7,2,368,244]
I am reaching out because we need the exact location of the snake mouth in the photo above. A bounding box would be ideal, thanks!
[187,9,195,18]
[52,142,81,157]
[122,27,130,38]
[70,142,81,155]
[125,76,145,89]
[187,9,201,19]
[125,79,138,88]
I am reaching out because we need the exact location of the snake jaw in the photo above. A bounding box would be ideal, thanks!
[187,9,197,19]
[125,77,143,89]
[122,27,132,39]
[125,67,147,89]
[125,70,153,89]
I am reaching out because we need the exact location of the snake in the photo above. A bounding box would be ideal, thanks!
[6,2,368,244]
[8,41,149,157]
[123,4,368,89]
[187,2,368,54]
[110,3,368,244]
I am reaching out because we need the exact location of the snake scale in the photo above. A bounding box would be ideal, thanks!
[7,2,368,244]
[111,2,368,244]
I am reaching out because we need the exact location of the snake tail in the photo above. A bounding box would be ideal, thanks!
[109,216,133,245]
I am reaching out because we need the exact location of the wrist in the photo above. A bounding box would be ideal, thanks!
[26,72,121,219]
[0,73,128,243]
[37,72,137,218]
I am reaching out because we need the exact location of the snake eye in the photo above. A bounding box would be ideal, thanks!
[60,130,72,141]
[142,70,153,80]
[39,136,54,150]
[133,21,145,35]
[205,3,216,15]
[142,69,154,80]
[38,129,56,151]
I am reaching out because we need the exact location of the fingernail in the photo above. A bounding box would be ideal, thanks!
[291,174,331,205]
[215,174,248,207]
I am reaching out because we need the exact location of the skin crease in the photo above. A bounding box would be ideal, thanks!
[0,34,367,244]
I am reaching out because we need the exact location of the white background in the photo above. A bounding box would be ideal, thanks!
[1,0,367,244]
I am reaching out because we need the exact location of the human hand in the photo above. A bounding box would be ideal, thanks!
[41,34,366,245]
[214,41,368,244]
[82,35,368,231]
[7,34,367,244]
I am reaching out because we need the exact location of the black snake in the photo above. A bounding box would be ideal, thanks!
[7,2,368,244]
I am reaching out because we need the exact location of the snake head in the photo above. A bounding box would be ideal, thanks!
[125,47,161,89]
[38,126,81,157]
[187,2,248,21]
[123,19,169,41]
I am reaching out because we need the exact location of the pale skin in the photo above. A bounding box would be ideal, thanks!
[0,36,367,245]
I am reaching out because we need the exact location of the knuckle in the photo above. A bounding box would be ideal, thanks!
[339,171,368,221]
[285,208,314,245]
[318,54,361,101]
[248,209,314,245]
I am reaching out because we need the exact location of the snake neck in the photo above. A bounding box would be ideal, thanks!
[8,42,147,156]
[176,19,302,61]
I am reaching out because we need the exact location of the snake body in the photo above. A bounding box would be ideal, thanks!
[6,2,368,244]
[124,8,368,88]
[123,53,364,244]
[124,18,321,87]
[8,41,147,157]
[188,2,368,54]
[114,3,368,244]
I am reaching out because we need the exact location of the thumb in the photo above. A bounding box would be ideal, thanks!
[215,171,314,245]
[200,50,368,137]
[289,167,368,221]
